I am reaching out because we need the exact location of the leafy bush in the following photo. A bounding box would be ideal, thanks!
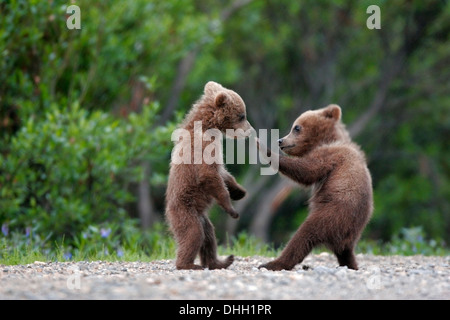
[0,102,174,248]
[0,0,212,120]
[386,227,447,256]
[357,227,448,256]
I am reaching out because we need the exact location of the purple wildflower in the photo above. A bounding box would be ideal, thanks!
[100,228,111,238]
[25,227,31,238]
[117,249,124,258]
[1,223,8,236]
[63,252,72,260]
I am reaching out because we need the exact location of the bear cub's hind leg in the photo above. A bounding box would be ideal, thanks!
[334,247,358,270]
[174,214,204,270]
[200,215,234,269]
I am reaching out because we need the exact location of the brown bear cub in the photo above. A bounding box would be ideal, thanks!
[257,104,373,270]
[166,81,254,270]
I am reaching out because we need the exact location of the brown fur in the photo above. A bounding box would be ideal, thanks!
[165,81,253,270]
[258,104,373,270]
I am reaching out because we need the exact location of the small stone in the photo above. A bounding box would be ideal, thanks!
[335,267,348,277]
[314,266,336,274]
[146,278,161,285]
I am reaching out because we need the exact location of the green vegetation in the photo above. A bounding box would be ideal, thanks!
[1,0,449,264]
[0,224,278,265]
[0,223,176,265]
[1,226,447,266]
[1,102,174,244]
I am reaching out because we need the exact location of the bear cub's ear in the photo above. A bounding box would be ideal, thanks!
[214,92,231,108]
[322,104,341,121]
[204,81,223,96]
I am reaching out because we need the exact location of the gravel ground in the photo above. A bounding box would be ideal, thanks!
[0,253,449,300]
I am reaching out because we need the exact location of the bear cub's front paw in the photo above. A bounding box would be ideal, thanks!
[229,187,246,201]
[258,260,293,271]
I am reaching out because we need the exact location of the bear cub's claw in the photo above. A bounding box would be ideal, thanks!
[227,209,239,219]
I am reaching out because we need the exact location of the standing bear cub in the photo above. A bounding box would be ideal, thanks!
[257,104,373,270]
[166,81,253,270]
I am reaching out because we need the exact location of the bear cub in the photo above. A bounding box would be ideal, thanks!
[166,81,254,270]
[257,104,373,270]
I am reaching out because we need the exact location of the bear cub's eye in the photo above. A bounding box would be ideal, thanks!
[238,114,246,122]
[293,125,301,133]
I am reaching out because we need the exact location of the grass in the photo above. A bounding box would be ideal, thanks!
[220,232,279,258]
[0,238,171,265]
[0,226,447,266]
[0,231,279,266]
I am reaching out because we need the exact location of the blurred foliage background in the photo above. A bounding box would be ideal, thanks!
[0,0,449,258]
